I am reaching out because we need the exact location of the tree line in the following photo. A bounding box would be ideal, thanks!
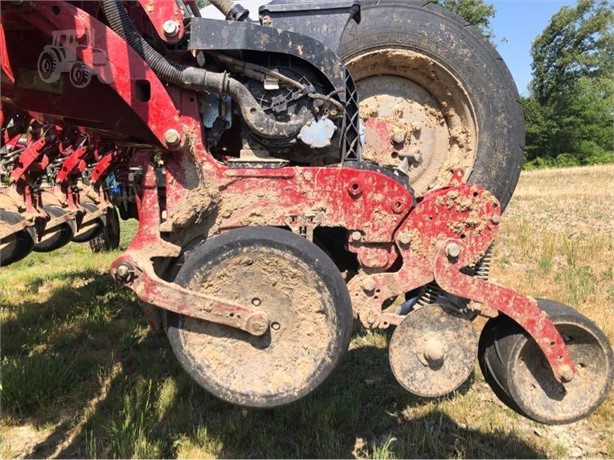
[435,0,613,168]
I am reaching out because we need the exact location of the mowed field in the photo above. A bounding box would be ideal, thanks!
[1,165,613,459]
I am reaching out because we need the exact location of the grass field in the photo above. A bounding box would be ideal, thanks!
[1,165,613,459]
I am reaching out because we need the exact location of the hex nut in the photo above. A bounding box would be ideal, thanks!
[397,231,411,246]
[445,243,461,259]
[164,129,181,147]
[361,278,376,293]
[391,131,405,144]
[163,20,179,37]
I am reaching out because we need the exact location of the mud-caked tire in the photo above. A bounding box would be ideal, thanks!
[339,0,525,209]
[166,226,354,408]
[479,299,614,424]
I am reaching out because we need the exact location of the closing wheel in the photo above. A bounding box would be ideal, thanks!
[389,304,478,397]
[166,227,353,408]
[479,299,614,424]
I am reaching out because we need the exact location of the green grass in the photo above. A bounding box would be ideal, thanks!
[1,167,613,459]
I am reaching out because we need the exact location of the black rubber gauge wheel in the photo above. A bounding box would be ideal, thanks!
[166,226,354,408]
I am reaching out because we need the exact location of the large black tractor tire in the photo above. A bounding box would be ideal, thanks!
[339,0,525,210]
[89,207,121,253]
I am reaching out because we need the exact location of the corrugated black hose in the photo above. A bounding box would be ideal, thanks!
[100,0,301,140]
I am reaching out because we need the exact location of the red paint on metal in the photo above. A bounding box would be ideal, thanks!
[433,243,576,382]
[136,0,185,44]
[0,0,579,384]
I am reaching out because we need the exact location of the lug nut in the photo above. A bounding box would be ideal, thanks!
[445,243,461,259]
[399,152,423,164]
[560,365,575,383]
[162,20,180,37]
[491,214,501,224]
[164,129,181,148]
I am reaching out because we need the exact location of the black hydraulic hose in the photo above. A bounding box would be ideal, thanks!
[100,0,301,140]
[208,0,250,21]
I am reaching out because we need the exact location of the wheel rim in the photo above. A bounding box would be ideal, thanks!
[346,48,478,196]
[168,229,352,407]
[33,205,74,253]
[507,321,614,424]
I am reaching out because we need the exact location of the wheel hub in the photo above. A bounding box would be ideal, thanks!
[389,304,477,398]
[346,49,477,197]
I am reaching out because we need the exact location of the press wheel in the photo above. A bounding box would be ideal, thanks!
[166,227,353,408]
[389,304,478,397]
[479,299,614,424]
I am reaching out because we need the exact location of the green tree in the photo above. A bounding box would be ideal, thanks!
[431,0,496,38]
[525,0,614,167]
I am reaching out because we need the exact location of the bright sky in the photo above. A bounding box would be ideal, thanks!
[491,0,577,95]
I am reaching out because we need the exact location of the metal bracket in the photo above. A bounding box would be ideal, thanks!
[433,241,576,383]
[111,255,271,337]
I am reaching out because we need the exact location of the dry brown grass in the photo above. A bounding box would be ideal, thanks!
[491,164,614,456]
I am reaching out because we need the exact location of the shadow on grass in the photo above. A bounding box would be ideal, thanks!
[1,267,546,459]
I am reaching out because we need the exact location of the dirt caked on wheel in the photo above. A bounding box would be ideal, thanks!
[479,299,614,424]
[89,207,121,253]
[339,0,525,209]
[166,227,354,408]
[389,304,478,397]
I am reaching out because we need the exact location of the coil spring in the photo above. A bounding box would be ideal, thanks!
[416,282,444,308]
[475,244,494,280]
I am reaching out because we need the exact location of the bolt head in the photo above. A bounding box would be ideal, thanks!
[397,231,411,246]
[445,243,461,259]
[164,129,181,147]
[491,214,501,224]
[423,337,445,363]
[391,131,405,144]
[162,20,179,37]
[361,278,376,293]
[560,365,574,383]
[116,264,129,278]
[351,231,362,242]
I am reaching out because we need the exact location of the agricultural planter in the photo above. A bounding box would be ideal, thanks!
[0,0,611,425]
